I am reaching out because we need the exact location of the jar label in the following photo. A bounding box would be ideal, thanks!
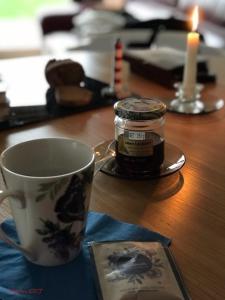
[128,131,145,140]
[117,131,154,157]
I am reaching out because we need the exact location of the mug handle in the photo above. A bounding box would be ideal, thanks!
[0,190,36,260]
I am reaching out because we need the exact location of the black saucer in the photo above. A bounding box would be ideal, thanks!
[94,140,185,180]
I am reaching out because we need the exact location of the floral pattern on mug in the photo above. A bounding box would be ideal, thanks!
[36,170,93,261]
[36,220,84,261]
[35,178,68,203]
[54,173,88,223]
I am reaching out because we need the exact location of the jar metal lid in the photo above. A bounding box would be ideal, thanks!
[114,98,167,120]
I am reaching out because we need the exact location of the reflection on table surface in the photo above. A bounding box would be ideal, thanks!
[0,51,225,300]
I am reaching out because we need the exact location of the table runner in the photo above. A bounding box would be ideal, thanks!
[0,211,170,300]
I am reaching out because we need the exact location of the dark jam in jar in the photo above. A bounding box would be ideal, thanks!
[114,98,166,175]
[115,132,164,174]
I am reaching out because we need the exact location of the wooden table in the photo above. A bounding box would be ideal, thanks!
[0,52,225,300]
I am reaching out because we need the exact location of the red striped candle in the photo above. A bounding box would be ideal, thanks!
[114,39,123,93]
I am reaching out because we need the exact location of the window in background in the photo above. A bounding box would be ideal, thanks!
[0,0,67,18]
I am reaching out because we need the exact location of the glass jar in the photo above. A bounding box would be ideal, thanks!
[114,97,166,174]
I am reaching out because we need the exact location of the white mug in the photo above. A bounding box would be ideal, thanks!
[0,138,95,266]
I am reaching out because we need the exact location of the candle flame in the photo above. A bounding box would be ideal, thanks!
[191,6,199,31]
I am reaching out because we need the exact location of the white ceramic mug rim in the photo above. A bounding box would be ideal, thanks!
[0,137,95,180]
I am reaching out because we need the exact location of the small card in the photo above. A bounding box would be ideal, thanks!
[89,241,191,300]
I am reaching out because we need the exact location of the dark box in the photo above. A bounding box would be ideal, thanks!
[124,47,216,88]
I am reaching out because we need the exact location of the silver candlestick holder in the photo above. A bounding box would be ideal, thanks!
[164,82,224,114]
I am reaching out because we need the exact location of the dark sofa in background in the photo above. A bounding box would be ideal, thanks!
[38,0,225,48]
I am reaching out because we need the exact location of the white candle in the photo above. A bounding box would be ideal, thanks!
[183,6,200,99]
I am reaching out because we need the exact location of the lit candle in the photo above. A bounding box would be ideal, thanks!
[183,6,200,99]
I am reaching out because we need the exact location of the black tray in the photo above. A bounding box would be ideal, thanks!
[0,77,116,130]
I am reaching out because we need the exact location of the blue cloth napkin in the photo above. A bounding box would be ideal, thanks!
[0,211,170,300]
